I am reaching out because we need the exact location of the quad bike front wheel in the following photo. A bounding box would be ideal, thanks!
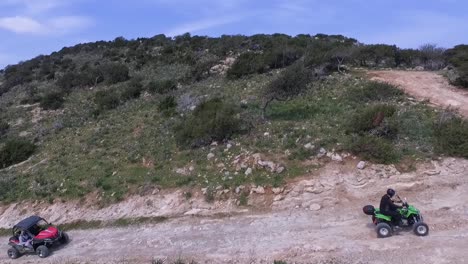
[7,247,20,259]
[36,245,50,258]
[376,222,392,238]
[413,222,429,236]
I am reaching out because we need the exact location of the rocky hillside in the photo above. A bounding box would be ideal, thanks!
[0,33,467,204]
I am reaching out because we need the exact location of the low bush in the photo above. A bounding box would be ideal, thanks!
[98,63,130,84]
[347,104,398,138]
[121,79,144,100]
[0,120,10,136]
[158,96,177,115]
[40,91,65,110]
[434,117,468,158]
[347,82,403,103]
[227,52,266,79]
[175,98,242,148]
[147,80,177,94]
[0,139,36,169]
[94,90,120,111]
[346,135,399,164]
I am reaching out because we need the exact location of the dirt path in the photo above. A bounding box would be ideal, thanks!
[367,70,468,117]
[1,158,467,263]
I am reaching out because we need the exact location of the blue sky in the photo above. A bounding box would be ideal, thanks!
[1,0,467,69]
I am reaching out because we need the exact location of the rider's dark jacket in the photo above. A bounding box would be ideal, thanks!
[379,194,400,212]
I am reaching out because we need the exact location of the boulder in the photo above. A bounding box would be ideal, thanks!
[309,204,321,211]
[207,153,215,160]
[357,161,366,170]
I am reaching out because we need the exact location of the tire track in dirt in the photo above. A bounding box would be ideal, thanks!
[1,158,467,264]
[367,70,468,118]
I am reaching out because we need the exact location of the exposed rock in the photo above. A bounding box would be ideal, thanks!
[175,168,190,176]
[245,168,253,176]
[424,170,441,176]
[235,185,245,194]
[252,186,265,194]
[264,132,270,137]
[309,204,322,211]
[414,66,424,71]
[207,153,215,160]
[357,161,367,170]
[226,143,233,149]
[331,154,343,162]
[276,166,285,174]
[317,148,327,158]
[184,209,203,216]
[273,195,284,202]
[304,143,314,149]
[272,187,284,194]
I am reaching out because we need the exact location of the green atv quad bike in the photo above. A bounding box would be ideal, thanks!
[363,196,429,238]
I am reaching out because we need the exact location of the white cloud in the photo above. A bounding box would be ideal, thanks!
[48,16,93,33]
[0,16,43,33]
[0,15,92,35]
[165,15,244,36]
[0,0,65,14]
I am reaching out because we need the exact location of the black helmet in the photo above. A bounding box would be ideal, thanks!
[387,188,396,197]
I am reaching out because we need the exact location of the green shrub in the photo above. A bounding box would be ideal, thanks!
[0,139,36,169]
[40,91,65,110]
[94,90,120,111]
[263,63,314,116]
[265,63,313,99]
[175,98,242,148]
[434,117,468,158]
[0,120,10,136]
[98,63,130,84]
[346,135,399,164]
[348,82,403,103]
[147,80,177,94]
[227,52,266,79]
[121,79,143,100]
[264,47,303,69]
[445,45,468,88]
[238,192,248,206]
[348,104,398,137]
[158,96,177,115]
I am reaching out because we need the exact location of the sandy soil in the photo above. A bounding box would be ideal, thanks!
[367,70,468,117]
[1,157,467,264]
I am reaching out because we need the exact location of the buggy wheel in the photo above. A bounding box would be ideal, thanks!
[376,222,392,238]
[7,247,20,259]
[60,232,70,244]
[413,222,429,236]
[36,245,50,258]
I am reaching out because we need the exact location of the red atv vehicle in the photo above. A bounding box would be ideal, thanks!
[7,216,69,259]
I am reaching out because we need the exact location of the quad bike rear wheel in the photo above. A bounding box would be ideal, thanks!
[60,232,70,244]
[36,245,50,258]
[7,247,20,259]
[376,222,392,238]
[413,222,429,236]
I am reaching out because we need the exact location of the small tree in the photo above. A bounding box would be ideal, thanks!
[227,52,266,79]
[40,91,65,110]
[0,139,36,169]
[419,43,446,70]
[0,120,9,136]
[175,99,242,148]
[262,62,313,118]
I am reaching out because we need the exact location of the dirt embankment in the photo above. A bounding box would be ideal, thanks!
[367,70,468,118]
[1,157,467,264]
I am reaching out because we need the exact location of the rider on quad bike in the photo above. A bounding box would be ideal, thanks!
[380,188,403,227]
